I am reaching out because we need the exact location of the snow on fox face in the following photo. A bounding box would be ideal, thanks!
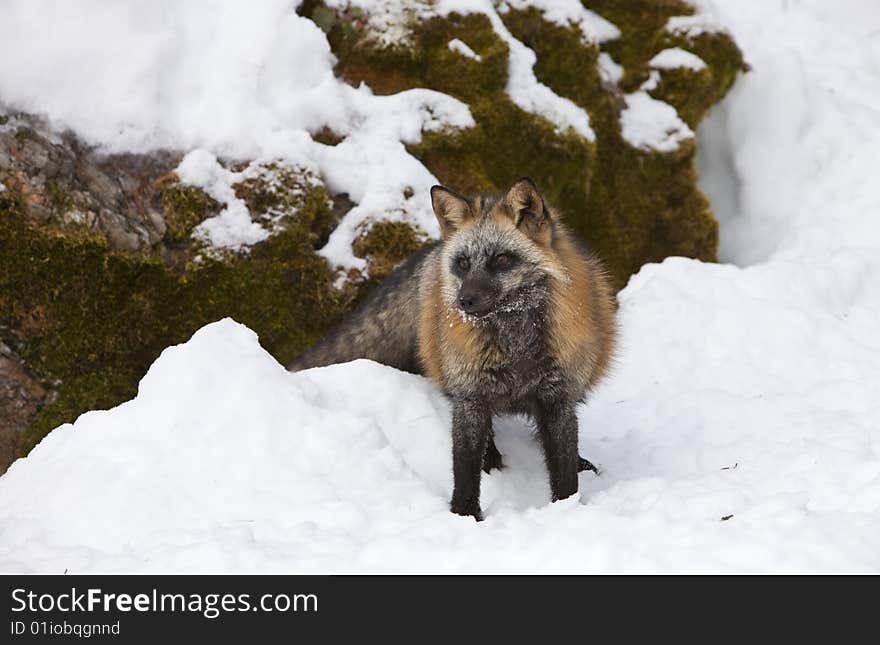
[440,217,553,321]
[431,179,569,322]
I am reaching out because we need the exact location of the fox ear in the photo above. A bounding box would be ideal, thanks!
[503,177,549,237]
[431,185,473,238]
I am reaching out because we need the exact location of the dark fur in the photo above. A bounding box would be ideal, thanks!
[287,243,437,373]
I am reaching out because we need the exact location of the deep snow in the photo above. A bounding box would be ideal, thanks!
[2,0,880,572]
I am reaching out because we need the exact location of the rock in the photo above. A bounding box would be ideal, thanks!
[0,342,55,474]
[0,114,177,252]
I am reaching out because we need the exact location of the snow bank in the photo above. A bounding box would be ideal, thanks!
[3,279,880,573]
[695,0,880,267]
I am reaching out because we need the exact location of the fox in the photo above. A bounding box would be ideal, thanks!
[288,178,616,520]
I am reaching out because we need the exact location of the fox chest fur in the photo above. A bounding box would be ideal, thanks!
[419,276,575,412]
[416,209,611,412]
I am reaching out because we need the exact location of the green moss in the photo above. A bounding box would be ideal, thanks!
[411,96,595,219]
[330,11,509,100]
[13,127,32,144]
[588,0,695,91]
[501,5,740,288]
[586,1,745,126]
[0,175,353,456]
[353,220,429,281]
[161,183,220,244]
[313,2,741,289]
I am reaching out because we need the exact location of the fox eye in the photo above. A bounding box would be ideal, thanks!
[456,256,470,271]
[492,253,514,270]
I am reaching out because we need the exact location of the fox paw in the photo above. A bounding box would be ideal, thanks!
[482,441,504,473]
[578,456,600,474]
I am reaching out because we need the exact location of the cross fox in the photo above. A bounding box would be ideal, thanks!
[289,178,616,520]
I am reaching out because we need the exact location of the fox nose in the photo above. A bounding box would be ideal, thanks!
[458,286,486,315]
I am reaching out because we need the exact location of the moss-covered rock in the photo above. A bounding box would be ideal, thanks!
[232,162,338,244]
[353,219,430,282]
[0,165,353,462]
[0,1,745,468]
[161,182,220,245]
[313,1,744,289]
[499,4,744,286]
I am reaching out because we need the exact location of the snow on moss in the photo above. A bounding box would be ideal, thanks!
[620,91,694,152]
[177,151,270,252]
[441,0,596,140]
[502,0,620,45]
[448,38,482,61]
[649,47,707,71]
[598,52,625,84]
[666,1,727,38]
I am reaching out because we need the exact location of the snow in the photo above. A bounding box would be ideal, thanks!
[436,0,596,141]
[649,47,708,71]
[323,0,433,47]
[620,91,695,152]
[3,0,880,572]
[176,152,328,254]
[598,52,624,85]
[695,0,880,267]
[666,5,727,38]
[176,151,270,252]
[448,38,483,62]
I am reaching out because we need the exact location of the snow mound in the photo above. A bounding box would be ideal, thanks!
[696,0,880,267]
[3,294,880,573]
[0,320,453,572]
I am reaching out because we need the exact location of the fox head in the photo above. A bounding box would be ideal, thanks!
[430,178,568,321]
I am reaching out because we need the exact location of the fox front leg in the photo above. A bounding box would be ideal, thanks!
[534,396,580,502]
[450,398,492,520]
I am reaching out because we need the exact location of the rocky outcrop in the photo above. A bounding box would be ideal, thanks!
[0,116,355,470]
[0,1,745,471]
